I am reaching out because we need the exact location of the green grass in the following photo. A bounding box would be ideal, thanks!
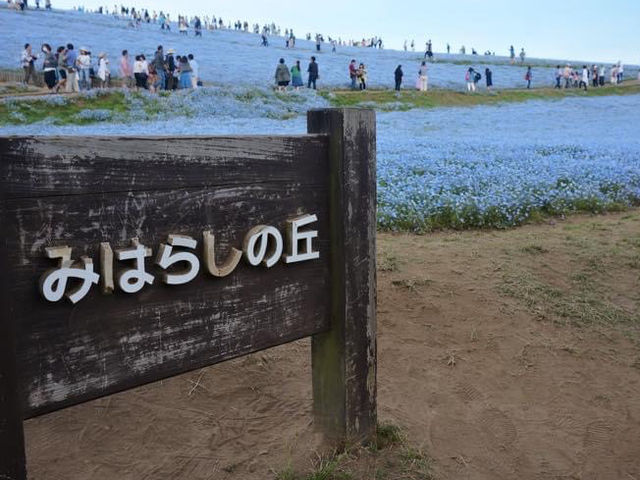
[321,82,640,111]
[272,423,435,480]
[0,91,131,125]
[499,227,640,332]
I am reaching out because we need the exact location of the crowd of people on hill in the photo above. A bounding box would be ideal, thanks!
[553,63,625,91]
[275,56,319,90]
[12,3,636,95]
[20,42,200,93]
[6,0,51,10]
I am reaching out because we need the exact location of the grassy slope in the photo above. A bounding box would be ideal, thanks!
[2,81,638,127]
[0,90,131,125]
[322,82,640,110]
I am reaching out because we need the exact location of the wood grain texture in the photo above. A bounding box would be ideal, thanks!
[0,135,328,199]
[0,200,27,480]
[1,136,332,419]
[308,109,377,445]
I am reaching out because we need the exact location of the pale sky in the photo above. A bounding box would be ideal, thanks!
[54,0,638,63]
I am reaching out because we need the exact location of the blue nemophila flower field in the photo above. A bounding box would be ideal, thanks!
[3,90,639,231]
[376,94,640,230]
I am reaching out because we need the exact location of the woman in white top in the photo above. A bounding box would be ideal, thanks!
[76,48,92,90]
[97,52,110,88]
[133,54,149,90]
[416,61,428,91]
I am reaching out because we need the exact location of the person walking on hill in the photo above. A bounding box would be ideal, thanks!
[465,67,476,92]
[416,61,428,91]
[119,50,133,88]
[579,65,588,91]
[554,65,562,89]
[133,54,148,89]
[349,59,357,90]
[617,62,624,83]
[275,58,290,91]
[524,66,532,89]
[165,48,176,89]
[485,67,493,91]
[41,43,57,92]
[563,64,571,88]
[291,60,303,89]
[357,63,367,90]
[519,48,526,64]
[21,43,37,85]
[76,47,92,90]
[394,64,403,91]
[97,52,110,88]
[178,55,192,89]
[307,56,319,90]
[509,45,515,64]
[55,46,67,92]
[152,45,165,90]
[188,54,199,88]
[64,43,79,92]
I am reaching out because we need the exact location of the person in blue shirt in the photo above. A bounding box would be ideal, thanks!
[64,43,79,92]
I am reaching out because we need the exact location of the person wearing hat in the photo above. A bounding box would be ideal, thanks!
[97,52,110,89]
[76,47,92,90]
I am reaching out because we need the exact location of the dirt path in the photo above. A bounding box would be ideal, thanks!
[25,211,640,479]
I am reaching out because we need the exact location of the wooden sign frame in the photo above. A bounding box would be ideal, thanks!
[0,108,376,479]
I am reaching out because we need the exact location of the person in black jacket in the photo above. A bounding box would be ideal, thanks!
[394,65,403,91]
[307,56,319,90]
[485,67,493,91]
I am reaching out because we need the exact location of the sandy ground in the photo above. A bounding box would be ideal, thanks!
[25,211,640,479]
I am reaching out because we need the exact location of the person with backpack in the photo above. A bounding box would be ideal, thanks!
[394,65,403,91]
[21,43,38,85]
[485,67,493,91]
[416,61,428,91]
[275,58,290,91]
[307,56,319,90]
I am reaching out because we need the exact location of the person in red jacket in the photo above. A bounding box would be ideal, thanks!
[349,59,357,90]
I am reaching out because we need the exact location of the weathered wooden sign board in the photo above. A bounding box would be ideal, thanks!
[0,108,377,479]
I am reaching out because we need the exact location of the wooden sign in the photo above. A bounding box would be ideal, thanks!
[0,108,377,479]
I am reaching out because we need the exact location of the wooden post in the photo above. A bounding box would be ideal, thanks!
[0,207,27,480]
[307,108,377,446]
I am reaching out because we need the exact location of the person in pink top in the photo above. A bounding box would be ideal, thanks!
[119,49,133,88]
